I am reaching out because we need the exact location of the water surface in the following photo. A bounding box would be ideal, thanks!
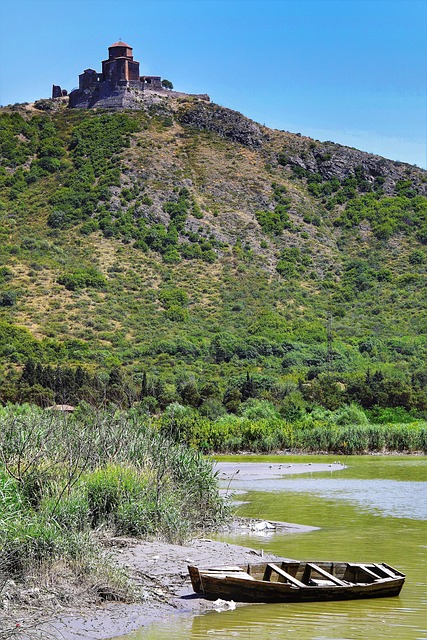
[115,455,427,640]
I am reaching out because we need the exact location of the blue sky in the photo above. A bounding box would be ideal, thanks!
[0,0,425,167]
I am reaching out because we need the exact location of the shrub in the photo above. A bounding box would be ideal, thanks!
[238,398,280,421]
[58,268,107,291]
[85,464,148,527]
[158,287,189,308]
[34,99,55,111]
[256,206,292,235]
[0,290,17,306]
[333,403,369,426]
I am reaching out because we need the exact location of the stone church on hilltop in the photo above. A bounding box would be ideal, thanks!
[52,41,207,110]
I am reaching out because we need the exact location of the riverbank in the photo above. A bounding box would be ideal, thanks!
[2,460,339,640]
[40,537,285,640]
[3,530,298,640]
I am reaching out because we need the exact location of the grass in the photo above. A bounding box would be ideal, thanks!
[0,404,230,613]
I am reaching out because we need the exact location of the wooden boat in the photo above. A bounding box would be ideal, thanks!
[188,560,405,603]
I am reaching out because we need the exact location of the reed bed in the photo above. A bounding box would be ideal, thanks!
[0,404,229,595]
[158,405,427,454]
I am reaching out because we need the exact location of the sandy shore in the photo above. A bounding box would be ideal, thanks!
[215,460,345,481]
[5,460,343,640]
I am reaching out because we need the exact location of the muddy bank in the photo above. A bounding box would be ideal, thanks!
[4,460,342,640]
[28,536,290,640]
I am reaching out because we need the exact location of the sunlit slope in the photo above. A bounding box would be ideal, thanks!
[0,95,426,390]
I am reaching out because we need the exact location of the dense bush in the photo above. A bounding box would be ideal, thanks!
[174,411,427,455]
[57,267,107,290]
[336,194,427,239]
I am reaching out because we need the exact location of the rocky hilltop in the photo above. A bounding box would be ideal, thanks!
[174,99,426,195]
[68,84,211,111]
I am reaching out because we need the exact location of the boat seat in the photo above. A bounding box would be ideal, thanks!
[203,572,255,581]
[267,563,305,588]
[306,563,347,586]
[349,563,381,580]
[373,564,398,578]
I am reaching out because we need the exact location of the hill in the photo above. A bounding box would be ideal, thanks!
[0,94,426,416]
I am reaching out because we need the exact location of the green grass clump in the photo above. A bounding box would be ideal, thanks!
[0,405,230,586]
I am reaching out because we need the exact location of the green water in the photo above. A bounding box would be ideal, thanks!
[114,455,427,640]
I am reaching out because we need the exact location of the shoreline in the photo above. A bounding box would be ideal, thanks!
[4,460,341,640]
[44,536,289,640]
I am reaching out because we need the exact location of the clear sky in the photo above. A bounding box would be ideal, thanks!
[0,0,425,167]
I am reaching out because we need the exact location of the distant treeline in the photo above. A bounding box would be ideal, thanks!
[2,360,427,424]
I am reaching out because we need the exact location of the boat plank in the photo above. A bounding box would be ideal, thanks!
[268,563,305,588]
[203,566,244,572]
[349,563,382,579]
[373,563,399,578]
[307,563,348,586]
[203,572,255,581]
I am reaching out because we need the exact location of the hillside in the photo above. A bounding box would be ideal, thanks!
[0,94,426,415]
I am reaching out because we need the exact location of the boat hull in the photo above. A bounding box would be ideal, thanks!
[188,561,405,603]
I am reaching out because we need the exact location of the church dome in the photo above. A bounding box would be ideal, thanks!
[109,41,132,49]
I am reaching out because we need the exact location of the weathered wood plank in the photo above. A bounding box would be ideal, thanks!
[203,566,243,572]
[307,563,348,586]
[373,563,399,578]
[349,563,381,579]
[203,571,255,581]
[268,563,305,587]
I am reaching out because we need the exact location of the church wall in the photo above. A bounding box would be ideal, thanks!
[128,60,140,82]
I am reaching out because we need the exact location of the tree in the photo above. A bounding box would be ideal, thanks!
[210,333,238,363]
[161,79,173,90]
[140,371,148,398]
[21,359,36,386]
[241,372,255,401]
[106,366,126,405]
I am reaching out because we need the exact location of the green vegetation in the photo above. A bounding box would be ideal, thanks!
[336,193,427,240]
[0,404,228,592]
[161,79,174,91]
[256,183,293,235]
[0,101,426,451]
[161,402,426,454]
[57,267,107,290]
[0,398,423,604]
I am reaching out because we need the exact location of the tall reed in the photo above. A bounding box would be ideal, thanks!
[0,404,230,583]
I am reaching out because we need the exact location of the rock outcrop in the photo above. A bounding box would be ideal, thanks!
[177,102,266,148]
[280,140,427,196]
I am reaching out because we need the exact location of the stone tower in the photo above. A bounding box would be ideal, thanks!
[101,41,141,85]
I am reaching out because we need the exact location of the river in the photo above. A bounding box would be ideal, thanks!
[115,455,427,640]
